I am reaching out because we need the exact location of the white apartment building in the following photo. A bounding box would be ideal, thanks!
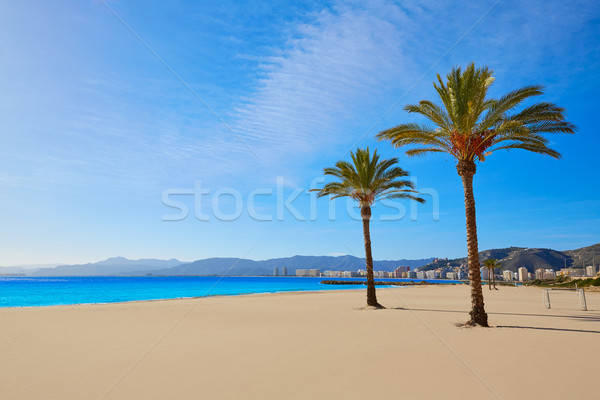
[425,270,437,279]
[518,267,529,282]
[586,265,597,277]
[535,268,544,280]
[446,272,458,280]
[543,269,556,279]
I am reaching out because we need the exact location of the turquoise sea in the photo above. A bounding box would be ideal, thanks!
[0,276,460,307]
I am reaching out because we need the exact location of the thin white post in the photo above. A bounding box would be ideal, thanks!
[543,289,551,309]
[578,289,587,311]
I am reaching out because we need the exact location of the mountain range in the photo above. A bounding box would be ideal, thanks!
[0,255,434,277]
[1,242,598,277]
[31,257,183,276]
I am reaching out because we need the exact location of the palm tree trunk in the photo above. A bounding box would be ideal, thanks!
[361,205,381,308]
[493,269,496,289]
[457,161,488,327]
[488,268,491,290]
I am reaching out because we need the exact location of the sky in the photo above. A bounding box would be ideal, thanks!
[0,0,599,265]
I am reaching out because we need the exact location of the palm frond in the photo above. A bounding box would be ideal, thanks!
[405,147,447,157]
[489,142,562,159]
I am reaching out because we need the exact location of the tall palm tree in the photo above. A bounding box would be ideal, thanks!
[312,148,425,308]
[483,258,500,290]
[377,63,575,326]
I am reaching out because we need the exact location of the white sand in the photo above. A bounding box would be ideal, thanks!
[1,285,598,400]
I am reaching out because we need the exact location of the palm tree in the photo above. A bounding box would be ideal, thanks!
[483,258,501,290]
[312,148,425,308]
[377,63,575,326]
[492,262,502,290]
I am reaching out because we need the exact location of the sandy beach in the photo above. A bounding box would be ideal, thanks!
[1,284,598,400]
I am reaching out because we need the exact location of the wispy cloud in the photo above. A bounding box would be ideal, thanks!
[229,1,419,160]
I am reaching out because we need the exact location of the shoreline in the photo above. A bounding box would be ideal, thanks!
[0,285,378,310]
[0,276,459,309]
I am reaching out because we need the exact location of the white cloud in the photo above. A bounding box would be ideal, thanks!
[228,1,419,161]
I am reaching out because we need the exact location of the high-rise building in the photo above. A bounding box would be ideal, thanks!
[503,270,513,281]
[273,267,279,276]
[281,267,288,276]
[308,269,320,277]
[446,272,458,280]
[394,266,410,277]
[518,267,529,282]
[296,269,308,277]
[586,265,597,277]
[425,270,437,279]
[535,268,544,280]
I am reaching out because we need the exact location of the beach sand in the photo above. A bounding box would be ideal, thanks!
[1,284,598,399]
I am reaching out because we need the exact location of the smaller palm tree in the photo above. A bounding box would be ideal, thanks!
[483,259,501,290]
[493,263,502,289]
[312,148,425,308]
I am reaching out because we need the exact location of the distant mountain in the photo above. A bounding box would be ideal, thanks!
[2,255,434,277]
[419,243,600,273]
[7,243,598,277]
[0,263,61,275]
[132,255,436,276]
[32,257,183,276]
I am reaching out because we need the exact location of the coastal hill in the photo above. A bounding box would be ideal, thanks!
[419,242,600,273]
[565,243,600,268]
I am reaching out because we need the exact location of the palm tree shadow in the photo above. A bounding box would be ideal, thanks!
[495,325,600,334]
[388,307,600,326]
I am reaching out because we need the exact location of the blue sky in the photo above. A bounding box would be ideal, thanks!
[0,0,598,265]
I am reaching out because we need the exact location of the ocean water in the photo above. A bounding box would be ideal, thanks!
[0,276,460,308]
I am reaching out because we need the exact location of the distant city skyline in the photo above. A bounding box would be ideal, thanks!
[1,0,599,265]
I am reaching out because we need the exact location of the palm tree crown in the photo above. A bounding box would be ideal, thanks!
[314,147,424,207]
[483,258,500,270]
[377,63,576,162]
